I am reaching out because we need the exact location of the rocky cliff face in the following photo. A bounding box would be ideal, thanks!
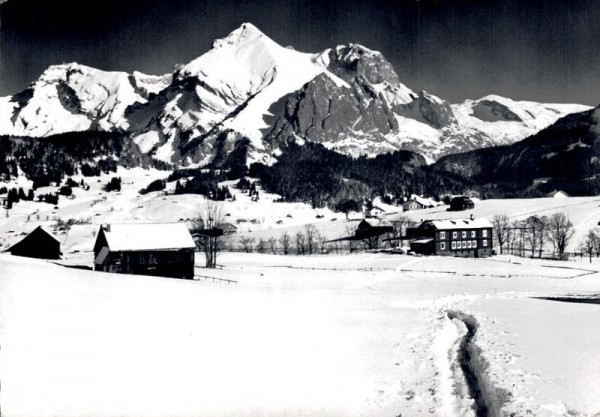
[0,23,591,168]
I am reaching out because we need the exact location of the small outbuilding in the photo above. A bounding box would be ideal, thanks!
[4,226,61,259]
[549,190,569,199]
[93,223,196,279]
[449,196,475,211]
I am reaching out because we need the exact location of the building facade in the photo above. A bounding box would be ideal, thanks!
[449,196,475,211]
[402,199,425,211]
[407,218,493,257]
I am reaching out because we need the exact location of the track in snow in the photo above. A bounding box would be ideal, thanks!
[446,311,489,417]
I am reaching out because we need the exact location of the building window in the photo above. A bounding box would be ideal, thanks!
[440,242,446,250]
[483,239,488,247]
[472,240,477,248]
[467,241,472,248]
[440,231,446,239]
[453,231,457,239]
[483,230,488,238]
[462,231,467,238]
[471,231,476,238]
[452,241,456,250]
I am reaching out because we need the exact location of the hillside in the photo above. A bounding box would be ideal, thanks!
[433,106,600,197]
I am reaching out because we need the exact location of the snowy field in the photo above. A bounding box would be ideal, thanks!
[2,168,600,416]
[1,252,599,417]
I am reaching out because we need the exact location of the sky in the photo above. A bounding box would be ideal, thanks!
[0,0,599,105]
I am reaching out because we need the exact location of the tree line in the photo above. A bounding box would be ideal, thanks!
[492,212,575,259]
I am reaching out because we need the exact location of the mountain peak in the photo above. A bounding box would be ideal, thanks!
[212,22,268,49]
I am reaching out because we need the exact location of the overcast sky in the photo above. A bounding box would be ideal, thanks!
[1,0,599,105]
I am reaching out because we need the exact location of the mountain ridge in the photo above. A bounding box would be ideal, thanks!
[0,23,591,166]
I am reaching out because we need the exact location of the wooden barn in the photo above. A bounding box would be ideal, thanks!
[4,226,61,259]
[449,196,475,211]
[406,218,493,257]
[93,223,196,279]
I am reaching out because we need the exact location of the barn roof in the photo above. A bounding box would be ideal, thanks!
[5,226,61,250]
[425,218,492,230]
[360,219,393,228]
[3,226,62,257]
[99,223,196,251]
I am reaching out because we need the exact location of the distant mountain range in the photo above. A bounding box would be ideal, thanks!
[433,106,600,197]
[0,23,590,166]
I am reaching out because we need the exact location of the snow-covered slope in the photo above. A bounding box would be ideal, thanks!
[126,23,344,164]
[0,63,168,137]
[0,23,591,165]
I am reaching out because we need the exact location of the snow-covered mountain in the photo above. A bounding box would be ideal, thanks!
[0,23,591,165]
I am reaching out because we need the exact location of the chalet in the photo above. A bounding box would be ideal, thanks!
[402,199,425,211]
[4,226,61,259]
[449,196,475,211]
[367,205,386,218]
[406,218,493,257]
[93,223,196,279]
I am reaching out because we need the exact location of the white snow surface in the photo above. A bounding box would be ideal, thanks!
[1,252,599,417]
[100,222,196,251]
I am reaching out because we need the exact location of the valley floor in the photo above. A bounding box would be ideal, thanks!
[1,252,599,417]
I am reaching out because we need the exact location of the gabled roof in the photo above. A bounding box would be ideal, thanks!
[359,219,393,228]
[5,226,61,252]
[403,199,424,206]
[423,218,492,230]
[99,223,196,251]
[451,196,474,203]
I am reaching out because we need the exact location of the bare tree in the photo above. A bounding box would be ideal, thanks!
[492,214,509,254]
[344,225,358,253]
[256,238,267,254]
[279,231,292,255]
[192,201,229,268]
[536,215,549,258]
[295,231,306,255]
[390,215,410,249]
[239,236,256,253]
[305,224,318,255]
[267,237,278,254]
[524,216,544,258]
[593,228,600,258]
[548,213,574,259]
[580,230,597,263]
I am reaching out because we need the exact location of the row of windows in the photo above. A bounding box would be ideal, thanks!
[439,230,488,240]
[440,240,487,250]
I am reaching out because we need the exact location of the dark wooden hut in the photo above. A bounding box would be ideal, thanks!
[5,226,61,259]
[93,223,196,279]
